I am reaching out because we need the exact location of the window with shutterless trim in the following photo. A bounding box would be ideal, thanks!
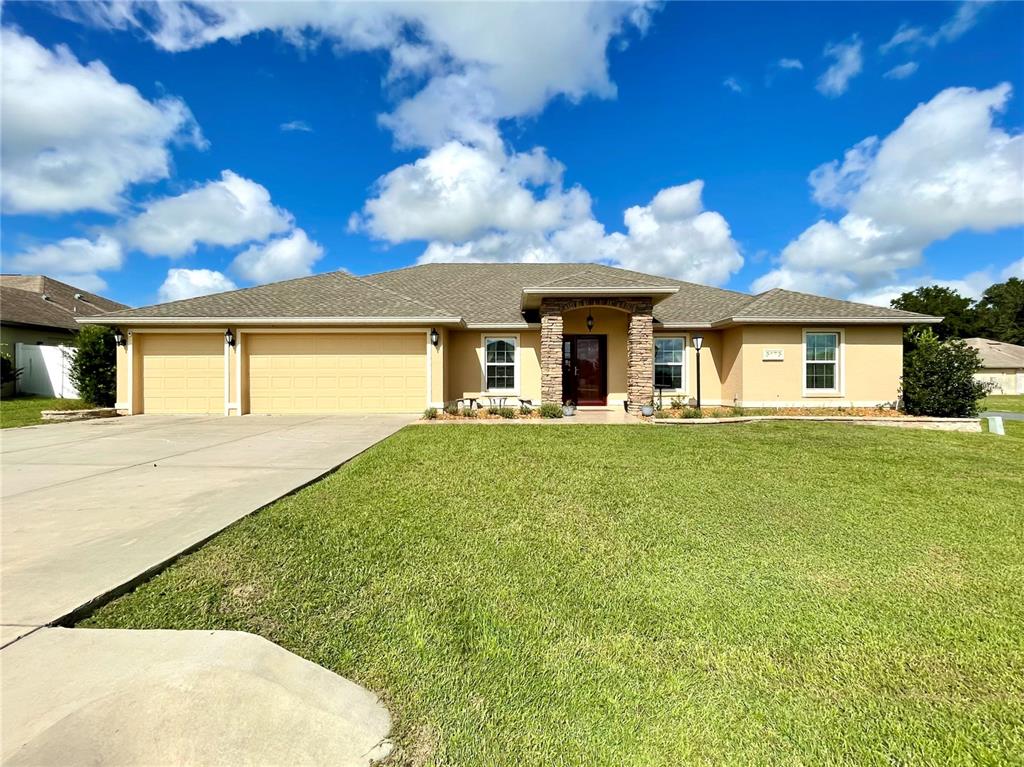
[804,331,839,391]
[654,336,686,391]
[484,336,517,391]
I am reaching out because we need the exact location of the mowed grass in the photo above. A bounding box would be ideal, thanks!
[0,395,92,428]
[83,423,1024,766]
[984,394,1024,413]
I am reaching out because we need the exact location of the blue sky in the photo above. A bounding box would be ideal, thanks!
[1,1,1021,308]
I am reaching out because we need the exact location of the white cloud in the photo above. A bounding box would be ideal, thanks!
[879,24,926,55]
[0,27,204,215]
[884,62,919,80]
[755,84,1024,297]
[6,234,123,292]
[722,76,744,94]
[118,171,293,257]
[881,2,991,54]
[230,228,324,284]
[65,2,651,150]
[778,58,803,70]
[157,268,237,302]
[816,36,863,97]
[280,120,313,133]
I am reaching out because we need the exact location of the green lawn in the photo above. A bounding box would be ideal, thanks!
[0,395,92,428]
[983,394,1024,413]
[83,423,1024,766]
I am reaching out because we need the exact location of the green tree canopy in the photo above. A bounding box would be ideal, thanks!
[976,277,1024,345]
[891,285,977,340]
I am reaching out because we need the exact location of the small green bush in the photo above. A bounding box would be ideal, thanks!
[443,401,459,415]
[519,403,532,416]
[654,408,669,418]
[460,407,476,418]
[728,405,745,417]
[670,397,684,410]
[498,407,516,419]
[539,403,563,419]
[487,406,500,415]
[70,325,117,406]
[681,407,703,419]
[900,328,990,417]
[423,407,438,420]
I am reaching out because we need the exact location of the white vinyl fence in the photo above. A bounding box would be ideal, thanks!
[15,343,79,398]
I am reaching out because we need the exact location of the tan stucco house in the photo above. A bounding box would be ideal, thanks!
[964,338,1024,395]
[81,263,939,415]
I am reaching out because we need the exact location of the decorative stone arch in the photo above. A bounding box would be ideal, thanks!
[540,296,653,411]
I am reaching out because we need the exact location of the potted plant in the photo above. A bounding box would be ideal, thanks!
[562,399,576,417]
[641,399,655,417]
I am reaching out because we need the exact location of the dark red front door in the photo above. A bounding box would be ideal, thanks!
[562,335,606,405]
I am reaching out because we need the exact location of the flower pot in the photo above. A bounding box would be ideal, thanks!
[641,404,655,417]
[562,405,575,417]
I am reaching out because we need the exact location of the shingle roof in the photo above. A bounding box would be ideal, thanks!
[83,263,939,327]
[0,275,128,331]
[93,270,455,322]
[964,338,1024,369]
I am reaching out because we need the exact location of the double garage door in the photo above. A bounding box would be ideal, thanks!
[140,332,427,414]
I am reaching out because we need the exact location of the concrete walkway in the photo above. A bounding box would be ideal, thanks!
[1,414,413,645]
[1,628,392,766]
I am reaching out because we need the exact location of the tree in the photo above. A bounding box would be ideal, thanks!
[975,277,1024,345]
[900,328,990,417]
[891,285,978,341]
[70,325,117,406]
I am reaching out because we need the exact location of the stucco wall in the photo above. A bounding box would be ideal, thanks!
[652,329,723,405]
[720,327,744,405]
[445,329,542,403]
[737,324,903,406]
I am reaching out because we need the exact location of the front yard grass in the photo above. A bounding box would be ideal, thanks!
[983,393,1024,413]
[83,423,1024,766]
[0,395,92,428]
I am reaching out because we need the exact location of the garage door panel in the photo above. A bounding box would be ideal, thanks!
[142,334,223,415]
[247,333,426,413]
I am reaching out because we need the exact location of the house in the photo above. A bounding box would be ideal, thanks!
[964,338,1024,395]
[81,263,940,415]
[1,275,128,355]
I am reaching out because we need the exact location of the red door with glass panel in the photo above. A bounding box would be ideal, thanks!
[562,335,606,405]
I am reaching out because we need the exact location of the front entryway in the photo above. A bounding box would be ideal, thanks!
[563,335,607,405]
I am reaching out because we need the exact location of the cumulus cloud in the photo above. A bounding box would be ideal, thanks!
[6,234,124,292]
[230,228,324,283]
[755,84,1024,297]
[63,2,651,150]
[0,27,204,214]
[118,171,293,257]
[158,268,237,302]
[884,62,919,80]
[816,36,863,97]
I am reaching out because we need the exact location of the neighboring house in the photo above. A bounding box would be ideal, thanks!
[0,275,128,355]
[81,263,940,415]
[964,338,1024,395]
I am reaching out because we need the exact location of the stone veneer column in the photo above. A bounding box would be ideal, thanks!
[540,299,565,405]
[626,299,654,413]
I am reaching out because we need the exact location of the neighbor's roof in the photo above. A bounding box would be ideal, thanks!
[963,338,1024,369]
[82,263,940,327]
[88,270,460,325]
[0,275,128,331]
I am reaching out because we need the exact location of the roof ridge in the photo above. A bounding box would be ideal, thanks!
[344,271,451,316]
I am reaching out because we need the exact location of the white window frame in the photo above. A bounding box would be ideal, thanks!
[802,328,845,396]
[653,334,688,394]
[481,334,520,394]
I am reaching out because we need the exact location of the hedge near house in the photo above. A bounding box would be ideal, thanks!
[70,326,117,407]
[900,328,990,417]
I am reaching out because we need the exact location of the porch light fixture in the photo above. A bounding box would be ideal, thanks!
[586,312,594,331]
[430,328,440,347]
[113,329,126,347]
[225,329,236,347]
[692,335,704,411]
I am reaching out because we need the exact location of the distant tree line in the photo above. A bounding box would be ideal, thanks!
[891,277,1024,346]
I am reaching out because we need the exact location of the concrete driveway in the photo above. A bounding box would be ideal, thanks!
[1,414,414,647]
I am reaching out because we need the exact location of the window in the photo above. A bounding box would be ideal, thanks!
[805,332,839,391]
[484,336,517,391]
[654,336,686,391]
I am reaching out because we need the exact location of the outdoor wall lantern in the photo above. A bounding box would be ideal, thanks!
[430,328,440,347]
[692,335,704,410]
[113,329,126,347]
[225,329,236,347]
[586,312,595,331]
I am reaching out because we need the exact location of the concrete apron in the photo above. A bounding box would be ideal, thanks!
[1,628,392,766]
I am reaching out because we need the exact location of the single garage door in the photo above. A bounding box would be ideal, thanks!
[247,333,426,413]
[141,334,224,414]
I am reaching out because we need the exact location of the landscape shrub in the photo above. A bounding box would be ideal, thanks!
[654,408,669,418]
[69,325,117,406]
[423,407,438,420]
[519,403,532,416]
[497,407,516,419]
[681,407,703,419]
[443,401,459,415]
[900,328,990,417]
[460,407,476,418]
[670,397,684,410]
[538,403,563,419]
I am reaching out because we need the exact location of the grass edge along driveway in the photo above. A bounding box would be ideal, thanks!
[83,422,1024,766]
[1,396,92,429]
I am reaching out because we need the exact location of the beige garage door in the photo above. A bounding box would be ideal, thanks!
[247,333,426,413]
[141,334,224,414]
